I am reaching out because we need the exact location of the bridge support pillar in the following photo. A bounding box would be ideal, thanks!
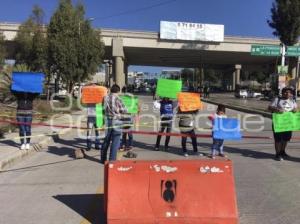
[235,64,241,88]
[112,38,125,89]
[104,60,113,87]
[114,56,125,89]
[232,72,236,91]
[199,67,204,87]
[232,64,242,90]
[124,64,128,86]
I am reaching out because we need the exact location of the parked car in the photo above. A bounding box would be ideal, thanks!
[248,90,262,98]
[235,89,248,98]
[235,89,262,99]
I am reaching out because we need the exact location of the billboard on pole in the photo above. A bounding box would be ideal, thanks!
[160,21,224,42]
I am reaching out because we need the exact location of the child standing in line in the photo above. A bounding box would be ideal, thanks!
[178,108,203,157]
[154,97,175,151]
[119,87,140,151]
[86,103,101,150]
[208,104,227,159]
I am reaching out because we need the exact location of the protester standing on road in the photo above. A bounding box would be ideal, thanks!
[204,86,210,98]
[86,103,101,150]
[154,97,175,151]
[206,86,210,98]
[84,83,101,150]
[119,86,136,151]
[152,83,156,100]
[101,84,127,163]
[12,91,38,150]
[268,87,298,161]
[208,104,227,159]
[178,109,203,157]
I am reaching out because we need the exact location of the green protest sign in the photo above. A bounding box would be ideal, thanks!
[156,78,182,99]
[96,104,104,128]
[272,112,300,133]
[120,95,139,114]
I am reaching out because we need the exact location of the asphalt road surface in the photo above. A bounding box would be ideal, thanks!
[0,95,300,224]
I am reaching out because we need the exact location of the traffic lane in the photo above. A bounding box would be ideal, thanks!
[0,130,105,224]
[208,93,271,111]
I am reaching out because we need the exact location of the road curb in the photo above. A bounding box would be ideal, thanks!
[0,121,73,171]
[202,99,272,118]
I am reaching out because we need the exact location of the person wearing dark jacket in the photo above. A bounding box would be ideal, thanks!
[154,97,175,151]
[13,91,38,150]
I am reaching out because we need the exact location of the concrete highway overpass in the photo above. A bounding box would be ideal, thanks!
[0,22,283,89]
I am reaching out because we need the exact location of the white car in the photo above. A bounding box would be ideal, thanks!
[247,90,262,98]
[251,92,262,98]
[235,89,248,98]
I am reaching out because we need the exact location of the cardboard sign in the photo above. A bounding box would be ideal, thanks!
[213,118,241,140]
[178,92,202,112]
[11,72,45,93]
[272,112,300,133]
[81,86,107,104]
[156,79,182,99]
[120,95,139,114]
[96,104,104,128]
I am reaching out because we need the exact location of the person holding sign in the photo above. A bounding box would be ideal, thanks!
[178,109,203,157]
[11,72,44,150]
[86,103,101,150]
[101,85,127,163]
[154,97,175,151]
[13,91,39,150]
[82,84,106,150]
[208,104,227,159]
[268,87,298,161]
[119,88,140,151]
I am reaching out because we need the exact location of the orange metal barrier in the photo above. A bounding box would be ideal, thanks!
[104,160,239,224]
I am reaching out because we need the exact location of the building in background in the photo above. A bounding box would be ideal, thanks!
[161,69,181,79]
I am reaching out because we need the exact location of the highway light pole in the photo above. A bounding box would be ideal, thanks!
[281,43,286,66]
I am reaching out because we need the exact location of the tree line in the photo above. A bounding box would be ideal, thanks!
[2,0,104,94]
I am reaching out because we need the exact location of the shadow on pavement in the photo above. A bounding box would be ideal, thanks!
[48,146,75,158]
[198,142,300,162]
[53,194,106,224]
[0,158,76,173]
[47,146,101,163]
[0,139,20,148]
[52,137,87,149]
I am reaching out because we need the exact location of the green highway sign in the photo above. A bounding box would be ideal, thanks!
[286,46,300,56]
[251,45,281,56]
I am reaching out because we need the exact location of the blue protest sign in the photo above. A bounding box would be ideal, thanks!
[213,118,242,140]
[11,72,45,93]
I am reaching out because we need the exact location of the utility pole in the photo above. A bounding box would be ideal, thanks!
[279,43,286,97]
[296,56,300,100]
[281,43,286,66]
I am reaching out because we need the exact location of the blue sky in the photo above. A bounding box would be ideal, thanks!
[0,0,275,73]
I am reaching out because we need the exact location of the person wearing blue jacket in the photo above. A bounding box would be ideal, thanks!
[154,97,174,151]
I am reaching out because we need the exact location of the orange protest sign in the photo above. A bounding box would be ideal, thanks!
[178,92,202,112]
[81,86,108,104]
